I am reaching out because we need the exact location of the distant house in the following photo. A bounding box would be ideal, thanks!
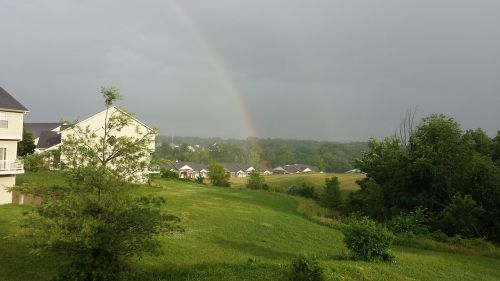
[0,87,28,204]
[345,169,363,174]
[241,165,271,175]
[273,164,320,174]
[222,163,247,178]
[166,161,209,179]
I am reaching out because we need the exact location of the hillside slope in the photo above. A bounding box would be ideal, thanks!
[0,173,499,280]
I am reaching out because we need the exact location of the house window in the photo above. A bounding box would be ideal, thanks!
[0,148,5,169]
[0,112,7,128]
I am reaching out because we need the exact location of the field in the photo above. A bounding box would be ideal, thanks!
[230,172,363,193]
[1,172,500,280]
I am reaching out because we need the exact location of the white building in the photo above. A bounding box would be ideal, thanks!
[25,106,155,182]
[0,87,28,204]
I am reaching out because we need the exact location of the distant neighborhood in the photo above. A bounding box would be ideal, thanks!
[163,161,320,179]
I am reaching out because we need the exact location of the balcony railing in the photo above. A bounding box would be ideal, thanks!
[0,160,24,174]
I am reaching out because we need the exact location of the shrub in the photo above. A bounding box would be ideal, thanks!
[288,255,325,281]
[246,170,269,190]
[388,206,429,235]
[160,169,180,179]
[342,217,395,261]
[286,183,317,199]
[195,176,204,184]
[23,153,49,172]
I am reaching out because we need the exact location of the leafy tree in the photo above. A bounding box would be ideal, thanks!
[463,128,492,157]
[320,177,342,210]
[353,113,500,241]
[492,131,500,167]
[437,194,485,238]
[208,162,230,187]
[17,87,179,281]
[246,170,268,190]
[18,128,36,156]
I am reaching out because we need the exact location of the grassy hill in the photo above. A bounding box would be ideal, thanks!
[1,172,500,280]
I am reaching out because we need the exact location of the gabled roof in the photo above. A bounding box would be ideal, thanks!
[282,164,320,173]
[24,123,63,139]
[37,131,62,149]
[0,87,29,112]
[222,163,246,172]
[166,161,208,172]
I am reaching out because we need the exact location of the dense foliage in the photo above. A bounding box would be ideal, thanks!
[348,114,500,241]
[342,217,394,261]
[154,136,367,172]
[288,255,325,281]
[286,183,318,199]
[17,128,36,156]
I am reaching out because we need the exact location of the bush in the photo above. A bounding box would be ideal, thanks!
[23,153,49,172]
[388,206,429,235]
[288,255,325,281]
[160,169,180,179]
[195,176,204,184]
[342,217,395,261]
[286,183,317,199]
[246,171,269,190]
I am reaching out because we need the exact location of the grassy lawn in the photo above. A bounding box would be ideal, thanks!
[0,172,499,280]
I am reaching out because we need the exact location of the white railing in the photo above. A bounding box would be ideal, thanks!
[0,160,24,172]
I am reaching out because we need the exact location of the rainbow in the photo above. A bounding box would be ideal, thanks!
[167,2,265,163]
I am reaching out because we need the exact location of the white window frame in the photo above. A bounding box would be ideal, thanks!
[0,111,8,128]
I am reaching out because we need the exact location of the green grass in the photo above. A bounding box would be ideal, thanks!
[230,173,363,195]
[0,172,499,280]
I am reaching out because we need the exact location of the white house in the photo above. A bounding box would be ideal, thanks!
[25,106,155,181]
[0,87,28,204]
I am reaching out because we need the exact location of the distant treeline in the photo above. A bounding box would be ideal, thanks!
[154,136,368,172]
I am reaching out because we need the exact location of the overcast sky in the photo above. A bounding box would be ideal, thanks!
[1,0,499,141]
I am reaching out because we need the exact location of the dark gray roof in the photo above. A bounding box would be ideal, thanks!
[37,131,62,149]
[282,164,320,173]
[24,123,63,139]
[222,163,246,172]
[0,87,28,112]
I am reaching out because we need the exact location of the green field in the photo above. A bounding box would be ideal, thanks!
[230,172,363,193]
[1,172,500,280]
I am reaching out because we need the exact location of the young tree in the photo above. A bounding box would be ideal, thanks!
[321,177,342,210]
[18,128,36,156]
[208,162,230,187]
[18,87,179,280]
[246,170,268,190]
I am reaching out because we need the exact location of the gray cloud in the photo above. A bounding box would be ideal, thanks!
[1,0,499,141]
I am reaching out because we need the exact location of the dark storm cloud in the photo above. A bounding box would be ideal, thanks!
[1,0,499,141]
